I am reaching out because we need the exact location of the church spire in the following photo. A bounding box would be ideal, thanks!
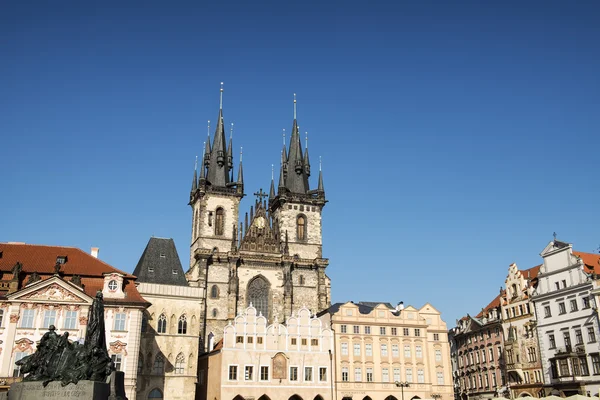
[269,164,276,200]
[191,156,198,192]
[227,122,234,180]
[206,83,231,187]
[284,93,309,194]
[199,148,206,180]
[304,131,311,177]
[317,156,325,194]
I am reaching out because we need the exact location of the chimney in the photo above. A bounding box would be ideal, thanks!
[91,247,99,258]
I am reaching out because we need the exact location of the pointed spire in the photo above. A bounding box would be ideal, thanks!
[278,163,286,191]
[269,164,275,200]
[204,122,211,167]
[317,156,325,194]
[199,149,206,180]
[285,93,309,194]
[227,122,234,179]
[206,83,230,187]
[191,156,198,192]
[237,147,244,185]
[293,93,297,120]
[220,82,224,110]
[304,131,311,177]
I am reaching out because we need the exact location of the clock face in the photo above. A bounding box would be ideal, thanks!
[254,216,265,229]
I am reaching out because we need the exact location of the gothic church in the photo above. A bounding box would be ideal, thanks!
[185,86,331,350]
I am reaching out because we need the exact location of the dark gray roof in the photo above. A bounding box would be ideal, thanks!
[283,119,310,194]
[133,238,188,286]
[358,301,395,309]
[205,108,231,188]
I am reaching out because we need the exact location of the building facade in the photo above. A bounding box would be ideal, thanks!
[501,263,544,397]
[0,243,148,399]
[133,237,204,400]
[319,301,453,400]
[197,305,334,400]
[452,294,506,400]
[185,88,330,351]
[531,240,600,396]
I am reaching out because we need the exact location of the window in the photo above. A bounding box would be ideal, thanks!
[403,328,409,336]
[342,367,348,381]
[108,280,118,291]
[178,315,187,334]
[382,368,389,382]
[354,343,361,356]
[290,366,298,381]
[559,359,569,376]
[555,282,560,290]
[111,354,123,372]
[0,309,3,327]
[558,302,566,315]
[341,342,348,355]
[212,309,218,318]
[148,389,163,399]
[260,366,269,381]
[391,327,397,335]
[13,352,28,377]
[544,306,551,318]
[340,325,347,333]
[571,299,579,312]
[245,365,253,380]
[414,328,421,336]
[296,215,306,240]
[434,333,440,341]
[354,367,362,381]
[215,207,224,236]
[436,349,442,362]
[148,265,154,273]
[381,344,388,357]
[576,329,583,345]
[291,338,297,345]
[229,365,238,380]
[319,367,327,382]
[488,347,494,361]
[301,338,307,346]
[305,366,313,381]
[580,356,590,376]
[175,353,185,374]
[418,369,424,383]
[43,310,56,329]
[392,344,399,357]
[589,327,597,343]
[437,371,444,385]
[564,331,571,347]
[257,337,263,344]
[592,354,600,375]
[404,345,411,358]
[353,325,360,334]
[562,280,567,288]
[247,276,269,319]
[366,343,373,356]
[416,345,422,358]
[20,309,35,328]
[153,354,165,375]
[380,327,386,335]
[311,338,318,346]
[366,367,373,382]
[236,336,244,344]
[549,334,556,348]
[583,297,591,309]
[364,326,371,334]
[393,368,401,382]
[406,368,413,382]
[210,285,219,298]
[157,314,167,333]
[114,313,126,331]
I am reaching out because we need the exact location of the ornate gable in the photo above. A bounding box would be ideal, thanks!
[239,198,281,254]
[8,277,91,304]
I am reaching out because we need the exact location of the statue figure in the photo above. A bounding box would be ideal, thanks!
[26,272,41,286]
[53,262,62,275]
[70,275,82,287]
[11,262,22,281]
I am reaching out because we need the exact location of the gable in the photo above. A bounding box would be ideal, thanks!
[9,278,91,304]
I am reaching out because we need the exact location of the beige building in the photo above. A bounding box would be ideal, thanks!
[319,301,453,400]
[0,242,148,399]
[197,304,335,400]
[133,237,204,400]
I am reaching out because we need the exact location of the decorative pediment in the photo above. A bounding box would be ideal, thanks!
[540,240,571,257]
[14,338,34,353]
[240,200,280,254]
[109,340,128,356]
[9,277,91,304]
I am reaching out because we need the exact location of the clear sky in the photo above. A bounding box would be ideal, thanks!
[2,1,599,325]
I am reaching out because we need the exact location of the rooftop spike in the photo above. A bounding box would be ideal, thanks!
[269,164,276,200]
[220,82,224,110]
[199,152,206,179]
[318,156,325,194]
[191,156,198,192]
[206,83,229,186]
[293,93,297,120]
[237,147,244,185]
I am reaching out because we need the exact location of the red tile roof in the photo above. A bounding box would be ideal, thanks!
[475,292,503,318]
[573,251,600,273]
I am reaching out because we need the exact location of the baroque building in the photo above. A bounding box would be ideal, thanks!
[185,87,330,351]
[500,263,544,397]
[0,242,148,399]
[133,237,204,400]
[318,301,453,400]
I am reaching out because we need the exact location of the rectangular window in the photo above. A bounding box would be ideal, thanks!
[544,306,551,318]
[418,369,424,383]
[43,310,56,329]
[311,338,318,346]
[229,365,238,380]
[342,367,348,382]
[257,337,263,344]
[571,299,579,312]
[291,338,297,345]
[575,329,583,345]
[589,327,597,343]
[319,367,327,382]
[414,328,421,336]
[341,342,348,356]
[354,343,361,356]
[245,365,253,380]
[260,366,269,381]
[380,327,386,335]
[438,371,444,385]
[340,325,347,333]
[558,302,566,315]
[13,352,28,377]
[406,368,413,383]
[403,328,409,336]
[20,309,35,328]
[290,367,298,381]
[391,327,397,335]
[111,354,123,372]
[549,334,556,348]
[583,297,591,309]
[481,349,486,362]
[436,349,442,362]
[301,338,307,346]
[364,326,371,334]
[434,333,440,341]
[580,357,590,376]
[489,348,494,361]
[591,354,600,375]
[392,344,399,357]
[247,337,253,344]
[559,359,569,376]
[416,345,422,358]
[562,280,567,288]
[404,345,411,358]
[63,310,77,329]
[236,336,243,343]
[366,343,373,356]
[382,368,389,382]
[366,367,373,382]
[114,313,126,331]
[564,331,571,347]
[354,367,362,382]
[393,367,401,382]
[305,366,313,381]
[0,309,3,327]
[353,325,360,334]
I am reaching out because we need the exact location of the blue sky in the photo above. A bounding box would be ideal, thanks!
[1,1,599,324]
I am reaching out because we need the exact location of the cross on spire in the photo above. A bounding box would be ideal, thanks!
[254,188,268,202]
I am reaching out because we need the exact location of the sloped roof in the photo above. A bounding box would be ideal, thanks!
[573,251,600,273]
[358,301,394,309]
[132,238,188,286]
[475,291,503,318]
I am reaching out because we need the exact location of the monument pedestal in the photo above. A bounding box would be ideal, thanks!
[8,380,110,400]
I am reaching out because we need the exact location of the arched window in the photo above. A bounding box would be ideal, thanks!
[215,207,224,236]
[138,355,144,374]
[296,215,306,241]
[152,354,165,375]
[247,276,270,318]
[178,315,187,335]
[212,308,218,318]
[148,388,163,399]
[175,353,185,374]
[210,285,219,299]
[157,314,167,334]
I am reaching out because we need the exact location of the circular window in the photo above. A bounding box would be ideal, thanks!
[108,280,118,291]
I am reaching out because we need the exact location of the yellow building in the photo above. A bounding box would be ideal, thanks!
[318,301,453,400]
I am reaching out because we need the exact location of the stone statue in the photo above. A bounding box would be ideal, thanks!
[26,272,41,286]
[16,291,114,386]
[70,274,82,287]
[53,262,62,275]
[11,262,22,281]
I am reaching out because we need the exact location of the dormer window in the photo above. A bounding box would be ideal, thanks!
[148,266,154,273]
[56,256,68,264]
[172,269,178,275]
[160,253,166,259]
[108,280,118,291]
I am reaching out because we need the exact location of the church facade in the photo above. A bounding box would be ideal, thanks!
[185,87,331,351]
